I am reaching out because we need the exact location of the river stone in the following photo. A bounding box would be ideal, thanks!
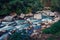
[34,13,42,19]
[3,16,13,21]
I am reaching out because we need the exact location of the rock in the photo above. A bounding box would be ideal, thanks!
[10,12,17,17]
[50,12,55,16]
[54,17,60,22]
[42,10,50,16]
[48,20,53,24]
[20,13,25,18]
[46,10,51,16]
[0,19,3,22]
[42,25,46,28]
[42,10,55,16]
[46,25,50,28]
[3,16,13,21]
[26,18,30,22]
[25,12,33,16]
[34,13,42,19]
[36,11,42,14]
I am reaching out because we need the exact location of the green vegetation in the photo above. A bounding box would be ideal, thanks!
[42,20,60,40]
[0,0,43,15]
[43,20,60,34]
[51,0,60,12]
[8,29,31,40]
[47,31,60,40]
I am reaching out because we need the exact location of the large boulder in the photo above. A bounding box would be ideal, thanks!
[3,16,14,21]
[25,13,33,17]
[42,10,55,16]
[34,13,42,19]
[20,13,25,18]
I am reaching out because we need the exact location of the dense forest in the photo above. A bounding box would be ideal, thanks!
[51,0,60,12]
[0,0,43,15]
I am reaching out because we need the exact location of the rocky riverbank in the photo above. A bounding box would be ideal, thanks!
[0,10,60,40]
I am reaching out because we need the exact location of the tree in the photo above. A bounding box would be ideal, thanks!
[0,0,43,15]
[51,0,60,12]
[0,0,11,15]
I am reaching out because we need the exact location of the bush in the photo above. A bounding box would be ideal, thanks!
[0,0,43,15]
[42,20,60,34]
[8,29,31,40]
[51,0,60,12]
